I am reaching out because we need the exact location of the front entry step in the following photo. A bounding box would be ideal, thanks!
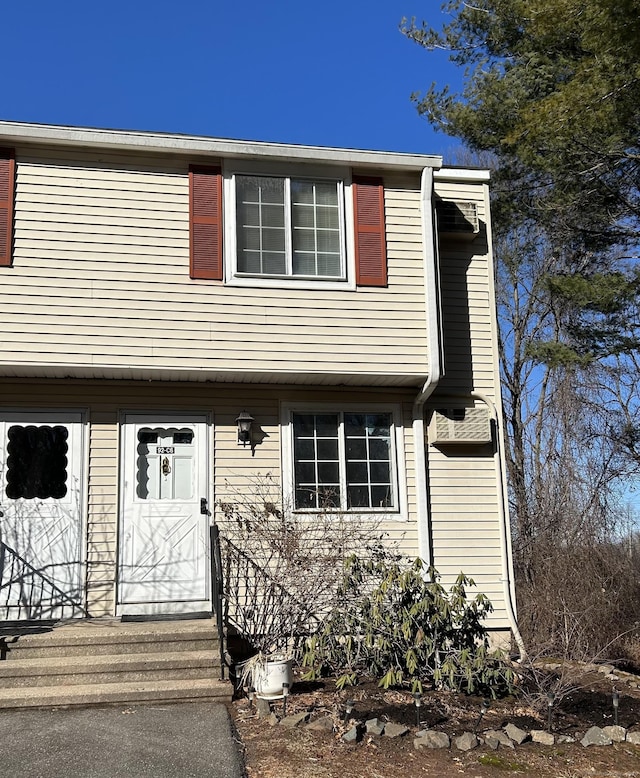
[0,651,218,687]
[0,618,231,709]
[0,678,230,709]
[2,618,218,658]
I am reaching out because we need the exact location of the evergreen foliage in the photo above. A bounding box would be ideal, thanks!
[302,556,515,696]
[402,2,640,659]
[403,1,640,360]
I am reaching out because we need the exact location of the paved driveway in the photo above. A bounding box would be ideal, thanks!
[0,702,244,778]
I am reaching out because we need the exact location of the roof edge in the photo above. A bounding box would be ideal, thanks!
[0,120,443,171]
[435,167,491,182]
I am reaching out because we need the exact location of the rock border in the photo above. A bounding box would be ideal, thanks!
[254,700,640,751]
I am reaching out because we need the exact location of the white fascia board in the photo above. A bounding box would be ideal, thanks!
[434,167,491,182]
[0,120,443,172]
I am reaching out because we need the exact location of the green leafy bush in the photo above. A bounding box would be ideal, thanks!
[302,556,515,696]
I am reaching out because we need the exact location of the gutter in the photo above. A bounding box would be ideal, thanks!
[413,167,442,565]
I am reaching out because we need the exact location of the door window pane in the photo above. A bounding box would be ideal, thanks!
[6,425,68,500]
[172,457,193,501]
[136,427,195,500]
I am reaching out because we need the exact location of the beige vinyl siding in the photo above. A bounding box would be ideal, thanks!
[427,178,509,628]
[428,447,508,627]
[437,244,498,397]
[86,418,119,615]
[4,149,428,380]
[0,143,512,631]
[434,178,499,398]
[0,379,420,616]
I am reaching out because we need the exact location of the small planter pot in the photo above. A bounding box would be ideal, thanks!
[239,655,293,700]
[255,657,293,699]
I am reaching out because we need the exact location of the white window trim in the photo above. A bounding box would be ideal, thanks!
[280,402,408,519]
[223,161,356,291]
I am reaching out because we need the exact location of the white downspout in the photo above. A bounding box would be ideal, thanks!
[414,167,442,565]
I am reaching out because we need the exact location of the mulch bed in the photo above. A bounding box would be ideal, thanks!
[231,668,640,777]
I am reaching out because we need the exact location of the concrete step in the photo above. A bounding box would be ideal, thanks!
[0,677,232,709]
[2,619,220,658]
[0,650,220,687]
[0,618,231,708]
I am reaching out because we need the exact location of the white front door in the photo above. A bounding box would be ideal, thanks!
[118,413,211,615]
[0,411,85,621]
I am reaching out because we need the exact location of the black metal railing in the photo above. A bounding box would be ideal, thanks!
[209,525,327,681]
[210,524,226,680]
[216,534,322,654]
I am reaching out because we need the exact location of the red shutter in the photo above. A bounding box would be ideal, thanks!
[353,175,387,287]
[189,165,223,280]
[0,148,15,267]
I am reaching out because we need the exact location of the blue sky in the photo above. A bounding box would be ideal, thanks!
[4,1,462,156]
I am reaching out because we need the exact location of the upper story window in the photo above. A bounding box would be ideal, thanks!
[189,164,387,289]
[225,166,352,290]
[236,175,344,280]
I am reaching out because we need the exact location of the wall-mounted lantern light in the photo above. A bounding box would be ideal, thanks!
[236,411,254,447]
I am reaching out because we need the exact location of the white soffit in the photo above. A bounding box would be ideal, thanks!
[0,362,426,388]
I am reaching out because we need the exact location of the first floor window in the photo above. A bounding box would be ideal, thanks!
[292,411,395,510]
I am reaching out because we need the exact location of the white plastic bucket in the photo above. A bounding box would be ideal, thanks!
[254,658,294,699]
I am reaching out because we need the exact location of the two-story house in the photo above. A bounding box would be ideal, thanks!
[0,122,520,704]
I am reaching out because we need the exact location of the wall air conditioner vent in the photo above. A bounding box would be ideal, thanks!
[437,200,480,237]
[428,407,492,445]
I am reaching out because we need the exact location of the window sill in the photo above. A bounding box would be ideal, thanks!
[225,273,356,292]
[291,507,407,521]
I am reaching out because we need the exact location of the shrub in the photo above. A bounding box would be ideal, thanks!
[515,537,640,662]
[216,475,396,659]
[302,556,516,696]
